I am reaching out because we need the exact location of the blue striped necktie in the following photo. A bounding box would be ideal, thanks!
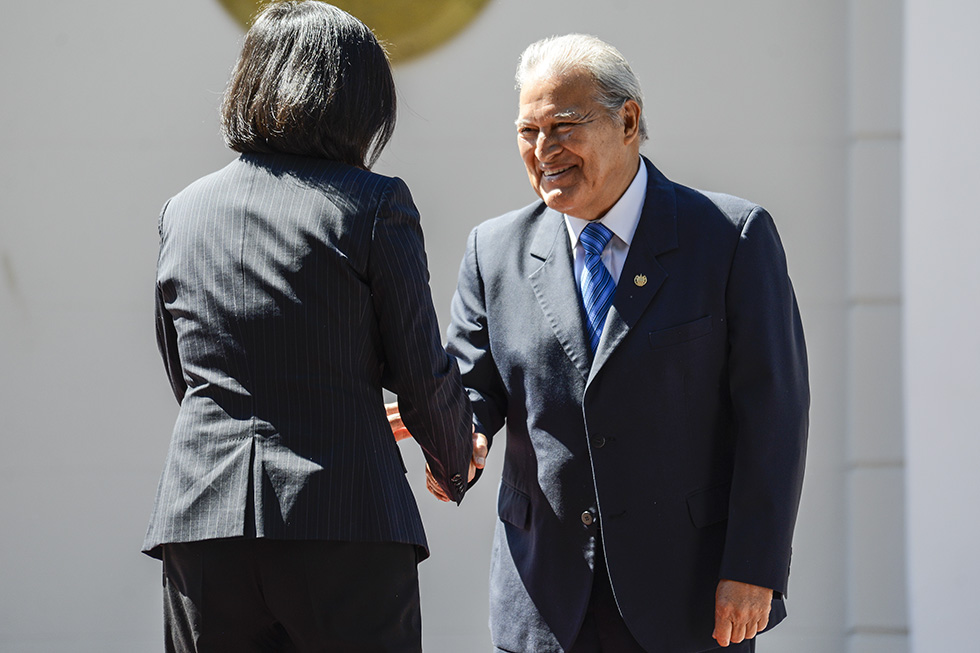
[580,222,616,351]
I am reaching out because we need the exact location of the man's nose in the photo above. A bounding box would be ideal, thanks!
[535,131,559,161]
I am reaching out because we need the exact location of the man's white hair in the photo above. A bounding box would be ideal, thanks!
[516,34,648,143]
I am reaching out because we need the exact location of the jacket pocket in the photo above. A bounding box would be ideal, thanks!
[498,481,530,530]
[686,481,731,528]
[648,315,713,350]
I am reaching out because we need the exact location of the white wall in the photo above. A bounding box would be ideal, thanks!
[903,1,980,651]
[0,1,859,651]
[0,2,243,650]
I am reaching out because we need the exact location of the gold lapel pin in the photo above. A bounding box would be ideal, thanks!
[634,274,648,287]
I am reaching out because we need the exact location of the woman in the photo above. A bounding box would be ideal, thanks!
[142,3,473,651]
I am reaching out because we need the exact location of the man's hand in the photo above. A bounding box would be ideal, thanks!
[386,402,413,441]
[712,579,772,647]
[426,431,488,501]
[469,431,488,482]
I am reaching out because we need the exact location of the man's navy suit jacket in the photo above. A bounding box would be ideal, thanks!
[447,157,809,652]
[144,153,472,560]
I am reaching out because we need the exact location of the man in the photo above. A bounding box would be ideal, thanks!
[440,34,808,652]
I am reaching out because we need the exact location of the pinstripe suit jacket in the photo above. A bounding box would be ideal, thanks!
[143,153,472,560]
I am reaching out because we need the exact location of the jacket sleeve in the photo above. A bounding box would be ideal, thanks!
[720,206,809,596]
[368,177,473,504]
[445,225,508,486]
[155,199,186,404]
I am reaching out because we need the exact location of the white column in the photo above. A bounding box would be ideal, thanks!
[903,1,980,651]
[845,1,908,652]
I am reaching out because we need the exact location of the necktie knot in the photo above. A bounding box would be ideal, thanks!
[580,222,613,256]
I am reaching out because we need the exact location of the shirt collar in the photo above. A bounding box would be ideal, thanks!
[564,158,647,248]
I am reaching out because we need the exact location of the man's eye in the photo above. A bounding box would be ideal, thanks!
[519,127,538,136]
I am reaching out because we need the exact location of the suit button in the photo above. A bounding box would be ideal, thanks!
[451,474,463,487]
[581,511,594,526]
[591,436,606,449]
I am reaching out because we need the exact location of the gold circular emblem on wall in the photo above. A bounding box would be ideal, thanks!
[216,0,492,63]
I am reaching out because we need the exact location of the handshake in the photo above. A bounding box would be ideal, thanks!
[385,402,488,501]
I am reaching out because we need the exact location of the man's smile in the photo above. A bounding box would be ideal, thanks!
[541,165,574,180]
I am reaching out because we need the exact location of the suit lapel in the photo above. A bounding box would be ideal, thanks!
[528,207,593,380]
[588,158,679,387]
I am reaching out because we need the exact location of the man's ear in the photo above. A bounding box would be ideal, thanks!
[621,99,641,144]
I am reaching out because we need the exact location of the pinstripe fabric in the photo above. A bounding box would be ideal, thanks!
[144,153,473,560]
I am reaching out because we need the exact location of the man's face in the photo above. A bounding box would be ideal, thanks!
[517,69,640,221]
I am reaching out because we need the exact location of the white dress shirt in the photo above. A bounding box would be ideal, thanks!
[564,158,648,287]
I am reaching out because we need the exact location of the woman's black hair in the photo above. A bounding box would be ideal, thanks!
[221,1,396,169]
